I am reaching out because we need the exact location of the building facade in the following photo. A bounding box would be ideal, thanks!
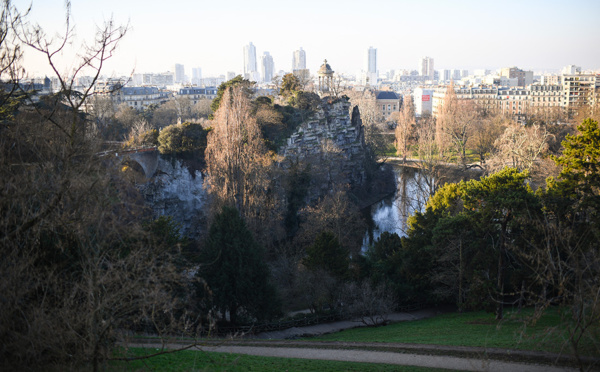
[500,66,533,87]
[142,72,174,87]
[376,91,401,120]
[413,87,433,117]
[95,82,164,110]
[177,87,218,104]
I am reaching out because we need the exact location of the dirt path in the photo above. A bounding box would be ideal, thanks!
[128,309,595,371]
[130,341,579,372]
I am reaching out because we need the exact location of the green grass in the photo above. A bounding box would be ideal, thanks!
[380,143,397,157]
[111,348,460,372]
[312,308,598,356]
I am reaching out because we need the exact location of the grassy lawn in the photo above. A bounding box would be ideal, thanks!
[111,348,460,372]
[312,308,598,356]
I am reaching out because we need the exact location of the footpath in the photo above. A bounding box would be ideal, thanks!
[130,308,598,371]
[251,308,439,340]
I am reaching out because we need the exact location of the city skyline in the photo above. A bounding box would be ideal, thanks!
[12,0,600,78]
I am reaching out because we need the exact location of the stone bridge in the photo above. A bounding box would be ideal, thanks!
[99,146,159,178]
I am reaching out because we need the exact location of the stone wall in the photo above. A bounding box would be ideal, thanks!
[281,97,368,196]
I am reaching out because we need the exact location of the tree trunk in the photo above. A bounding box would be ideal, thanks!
[458,238,463,313]
[230,303,238,325]
[496,214,511,320]
[496,245,504,320]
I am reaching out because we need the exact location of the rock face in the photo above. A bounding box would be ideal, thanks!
[138,157,207,240]
[138,97,369,239]
[281,97,368,197]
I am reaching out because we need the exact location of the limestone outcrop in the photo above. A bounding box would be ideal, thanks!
[281,97,368,196]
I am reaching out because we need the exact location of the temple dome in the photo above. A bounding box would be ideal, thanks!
[318,59,334,75]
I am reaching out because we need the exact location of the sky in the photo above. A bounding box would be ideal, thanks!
[12,0,600,79]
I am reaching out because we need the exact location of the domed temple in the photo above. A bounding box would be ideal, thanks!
[317,59,334,94]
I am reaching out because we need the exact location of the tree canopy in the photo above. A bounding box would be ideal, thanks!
[197,206,280,324]
[210,75,254,116]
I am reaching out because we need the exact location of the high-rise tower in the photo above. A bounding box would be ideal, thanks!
[261,52,274,83]
[174,63,185,84]
[292,47,306,71]
[367,46,377,74]
[363,47,378,86]
[419,57,434,80]
[243,42,258,79]
[191,67,202,85]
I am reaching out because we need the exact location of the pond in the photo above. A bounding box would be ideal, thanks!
[362,166,434,250]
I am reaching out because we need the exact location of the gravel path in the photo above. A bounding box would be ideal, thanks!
[128,309,595,371]
[253,308,439,339]
[130,342,579,372]
[200,345,577,372]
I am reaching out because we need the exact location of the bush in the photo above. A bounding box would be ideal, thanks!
[157,122,208,155]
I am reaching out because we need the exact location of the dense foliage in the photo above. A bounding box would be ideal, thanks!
[157,121,208,156]
[197,206,281,324]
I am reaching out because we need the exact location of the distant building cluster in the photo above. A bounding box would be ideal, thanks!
[19,39,599,124]
[415,73,600,118]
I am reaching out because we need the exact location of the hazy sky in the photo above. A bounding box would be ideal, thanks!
[13,0,600,78]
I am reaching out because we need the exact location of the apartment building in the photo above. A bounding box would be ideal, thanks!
[431,73,599,119]
[177,87,218,105]
[413,87,433,117]
[376,91,401,119]
[562,74,598,112]
[528,84,563,109]
[94,81,164,110]
[500,67,533,87]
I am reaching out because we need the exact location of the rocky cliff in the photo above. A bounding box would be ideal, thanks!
[137,157,207,240]
[281,97,368,196]
[138,97,370,239]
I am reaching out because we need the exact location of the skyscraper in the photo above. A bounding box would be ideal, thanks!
[174,63,185,84]
[261,52,274,83]
[363,47,377,86]
[192,67,202,85]
[243,42,258,78]
[419,57,434,80]
[366,46,377,74]
[292,47,306,71]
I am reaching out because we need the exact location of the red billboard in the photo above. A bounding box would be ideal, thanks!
[422,95,430,101]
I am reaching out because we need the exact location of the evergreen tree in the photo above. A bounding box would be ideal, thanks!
[551,118,600,219]
[198,206,280,324]
[304,231,349,279]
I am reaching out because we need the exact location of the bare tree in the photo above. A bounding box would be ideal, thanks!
[488,123,551,174]
[527,105,567,126]
[0,3,197,371]
[294,188,365,257]
[392,94,416,163]
[415,117,452,198]
[151,99,182,128]
[192,98,212,119]
[339,281,397,326]
[86,95,117,138]
[345,88,383,128]
[470,111,507,165]
[435,83,478,165]
[345,88,387,158]
[521,214,600,371]
[205,85,283,247]
[329,73,347,99]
